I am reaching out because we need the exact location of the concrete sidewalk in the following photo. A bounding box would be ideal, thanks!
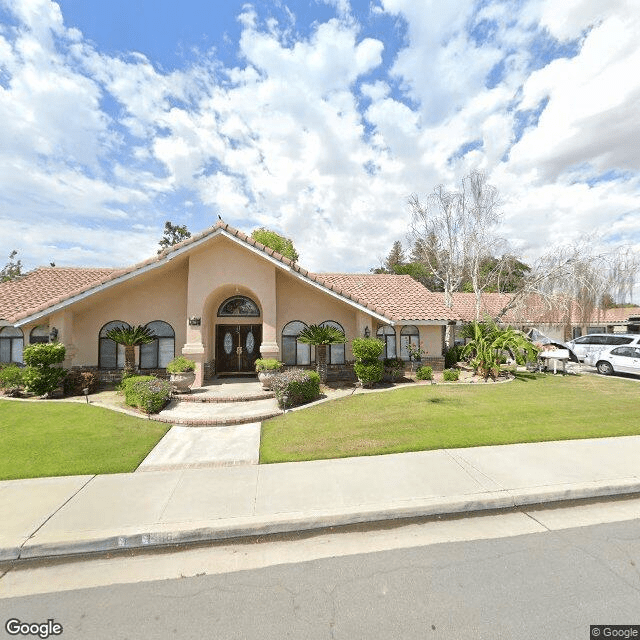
[2,435,640,562]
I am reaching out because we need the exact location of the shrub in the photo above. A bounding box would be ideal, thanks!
[416,365,433,380]
[255,358,283,372]
[352,337,385,387]
[22,343,66,396]
[445,344,464,369]
[166,356,196,373]
[63,370,99,396]
[352,337,385,361]
[271,369,320,409]
[443,368,460,382]
[0,364,24,395]
[121,375,171,414]
[383,357,404,381]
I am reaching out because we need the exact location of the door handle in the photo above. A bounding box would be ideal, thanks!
[236,346,243,355]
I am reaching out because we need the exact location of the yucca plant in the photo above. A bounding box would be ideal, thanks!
[296,324,346,383]
[105,324,156,375]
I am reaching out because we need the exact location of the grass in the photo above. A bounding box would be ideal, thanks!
[260,373,640,463]
[0,399,170,480]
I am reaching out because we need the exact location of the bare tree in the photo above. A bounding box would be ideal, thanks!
[409,170,504,341]
[493,240,639,330]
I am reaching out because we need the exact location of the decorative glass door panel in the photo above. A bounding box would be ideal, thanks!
[216,324,262,373]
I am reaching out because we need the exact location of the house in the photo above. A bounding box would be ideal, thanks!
[0,222,454,385]
[449,293,640,343]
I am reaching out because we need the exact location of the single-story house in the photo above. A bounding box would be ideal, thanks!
[449,293,640,343]
[0,221,455,386]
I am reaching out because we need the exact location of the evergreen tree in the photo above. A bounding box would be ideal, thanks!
[158,221,191,253]
[1,250,23,282]
[384,241,406,272]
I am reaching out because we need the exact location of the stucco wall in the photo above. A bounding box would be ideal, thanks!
[276,270,360,360]
[68,260,189,367]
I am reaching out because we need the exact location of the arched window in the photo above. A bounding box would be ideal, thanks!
[400,325,420,361]
[0,326,24,364]
[30,325,50,344]
[376,325,396,359]
[218,296,260,317]
[320,320,345,365]
[282,321,310,365]
[140,321,175,369]
[99,321,130,369]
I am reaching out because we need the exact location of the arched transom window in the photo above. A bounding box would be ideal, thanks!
[30,325,50,344]
[320,320,345,365]
[99,321,130,370]
[140,321,175,369]
[400,325,420,361]
[218,296,260,317]
[376,325,396,359]
[282,321,311,365]
[0,326,24,364]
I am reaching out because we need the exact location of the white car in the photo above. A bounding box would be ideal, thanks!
[566,334,640,362]
[585,344,640,377]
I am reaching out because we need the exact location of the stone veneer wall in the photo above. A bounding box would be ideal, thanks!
[70,365,169,388]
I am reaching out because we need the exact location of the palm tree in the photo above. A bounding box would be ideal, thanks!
[296,324,346,383]
[105,324,156,375]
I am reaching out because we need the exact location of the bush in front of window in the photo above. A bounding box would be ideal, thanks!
[443,368,460,382]
[352,337,385,387]
[271,368,320,409]
[22,343,66,396]
[0,364,24,396]
[444,344,464,369]
[383,358,404,381]
[416,365,433,380]
[121,375,171,414]
[63,370,99,396]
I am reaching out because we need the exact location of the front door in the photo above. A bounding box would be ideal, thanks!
[216,324,262,373]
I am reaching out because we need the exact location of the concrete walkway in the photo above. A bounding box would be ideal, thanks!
[3,435,640,563]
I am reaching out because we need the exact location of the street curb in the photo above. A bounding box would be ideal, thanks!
[10,478,640,562]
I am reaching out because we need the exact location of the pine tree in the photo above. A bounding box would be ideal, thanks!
[384,241,406,272]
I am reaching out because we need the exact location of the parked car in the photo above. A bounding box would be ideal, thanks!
[565,334,640,362]
[585,344,640,377]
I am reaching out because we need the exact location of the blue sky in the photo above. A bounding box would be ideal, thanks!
[0,0,638,296]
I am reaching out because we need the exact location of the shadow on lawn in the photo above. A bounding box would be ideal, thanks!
[513,371,541,382]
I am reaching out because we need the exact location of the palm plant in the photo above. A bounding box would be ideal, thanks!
[105,324,156,375]
[296,324,346,383]
[461,320,538,379]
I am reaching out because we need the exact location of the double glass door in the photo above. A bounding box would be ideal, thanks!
[215,324,262,373]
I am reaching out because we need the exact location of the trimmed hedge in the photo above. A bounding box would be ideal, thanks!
[443,368,460,382]
[352,337,385,387]
[121,375,171,414]
[416,365,433,380]
[272,369,321,409]
[22,343,66,396]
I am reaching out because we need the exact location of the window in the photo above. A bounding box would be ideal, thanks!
[282,321,310,365]
[29,325,49,344]
[218,296,260,317]
[319,320,345,365]
[400,325,420,361]
[99,321,130,369]
[0,326,24,364]
[140,321,175,369]
[376,325,396,359]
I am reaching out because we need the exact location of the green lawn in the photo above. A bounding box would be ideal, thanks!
[0,400,170,480]
[260,373,640,463]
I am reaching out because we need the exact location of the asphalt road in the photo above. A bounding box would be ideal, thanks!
[1,498,640,640]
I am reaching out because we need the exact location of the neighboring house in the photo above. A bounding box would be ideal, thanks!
[449,293,640,342]
[0,222,454,385]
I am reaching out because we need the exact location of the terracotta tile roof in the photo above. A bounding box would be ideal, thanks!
[1,221,438,325]
[601,307,640,323]
[0,267,119,324]
[317,274,456,321]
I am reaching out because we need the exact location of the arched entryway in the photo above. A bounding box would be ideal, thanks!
[215,295,262,374]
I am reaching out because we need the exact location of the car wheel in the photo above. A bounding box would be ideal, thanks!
[597,361,614,376]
